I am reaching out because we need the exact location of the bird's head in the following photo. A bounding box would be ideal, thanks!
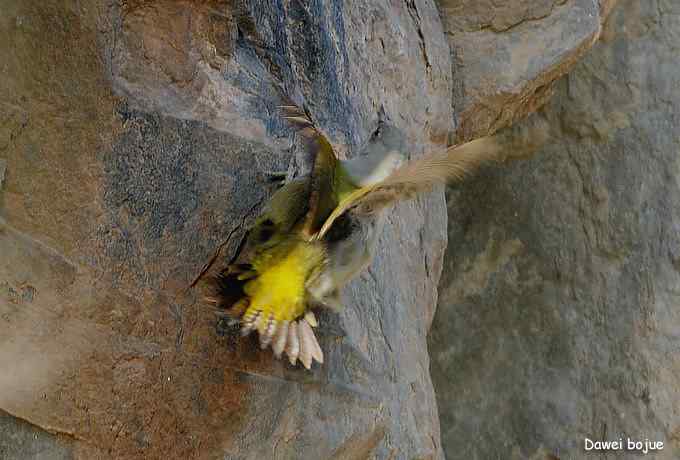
[341,123,406,187]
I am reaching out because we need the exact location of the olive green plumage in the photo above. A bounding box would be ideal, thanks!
[206,106,507,369]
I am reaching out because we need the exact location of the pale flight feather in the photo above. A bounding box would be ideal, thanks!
[313,136,502,240]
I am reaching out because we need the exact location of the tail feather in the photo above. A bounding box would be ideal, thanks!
[206,267,251,314]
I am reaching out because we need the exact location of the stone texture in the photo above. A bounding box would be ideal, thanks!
[1,0,450,459]
[0,0,637,458]
[0,410,74,460]
[0,159,6,188]
[430,0,680,458]
[436,0,615,141]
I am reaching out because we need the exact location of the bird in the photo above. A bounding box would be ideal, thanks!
[204,105,507,369]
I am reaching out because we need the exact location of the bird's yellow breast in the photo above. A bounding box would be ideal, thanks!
[243,240,325,324]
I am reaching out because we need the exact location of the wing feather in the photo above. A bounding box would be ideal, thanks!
[314,136,501,239]
[280,104,342,237]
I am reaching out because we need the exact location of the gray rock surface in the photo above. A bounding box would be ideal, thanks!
[430,0,680,458]
[0,411,73,460]
[1,1,450,459]
[436,0,614,141]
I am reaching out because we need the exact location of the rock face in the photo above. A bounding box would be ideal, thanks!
[0,0,655,459]
[437,0,613,141]
[1,1,450,459]
[0,410,72,460]
[430,0,680,458]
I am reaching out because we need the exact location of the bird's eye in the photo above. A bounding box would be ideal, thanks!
[256,219,276,241]
[259,227,274,241]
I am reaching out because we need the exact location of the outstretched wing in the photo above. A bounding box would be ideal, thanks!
[313,135,502,240]
[280,105,344,237]
[229,103,339,264]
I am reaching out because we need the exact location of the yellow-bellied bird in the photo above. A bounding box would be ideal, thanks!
[205,107,508,369]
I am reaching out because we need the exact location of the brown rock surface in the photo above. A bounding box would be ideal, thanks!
[1,0,450,458]
[0,0,624,459]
